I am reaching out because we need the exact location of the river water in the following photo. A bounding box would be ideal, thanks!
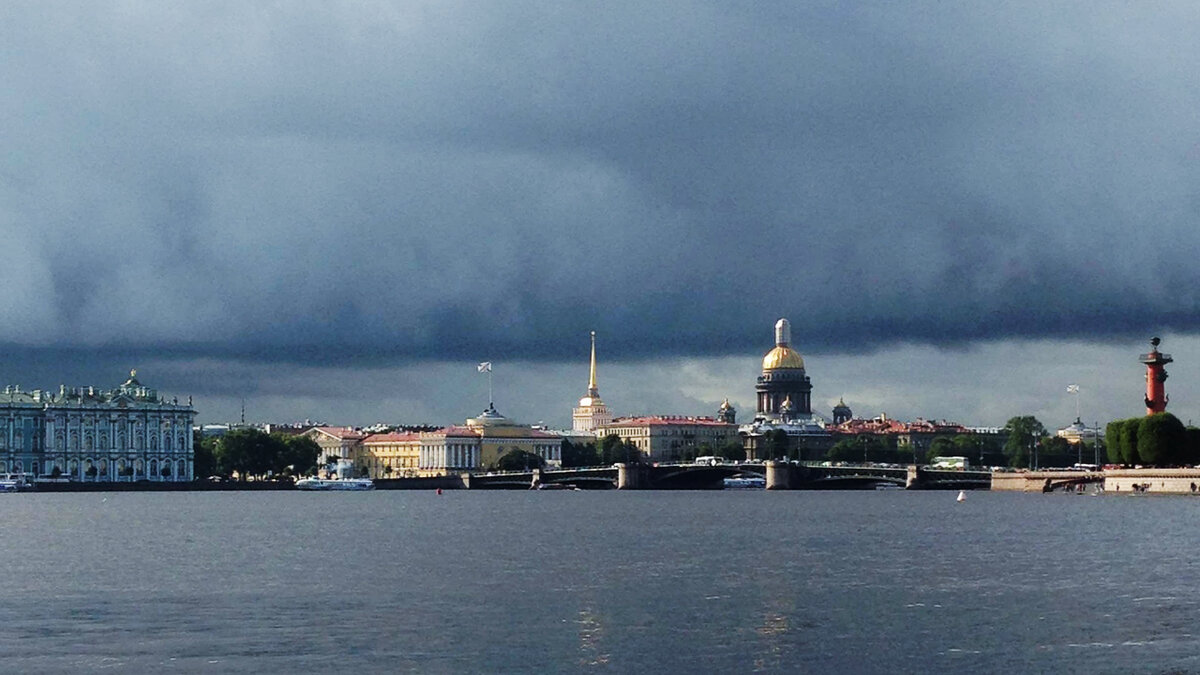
[1,489,1199,673]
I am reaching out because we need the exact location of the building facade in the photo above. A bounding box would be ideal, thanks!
[303,426,368,478]
[360,432,422,478]
[597,416,739,462]
[0,371,195,481]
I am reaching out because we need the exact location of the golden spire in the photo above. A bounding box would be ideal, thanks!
[587,331,599,397]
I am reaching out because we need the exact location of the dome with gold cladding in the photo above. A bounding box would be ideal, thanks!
[762,345,805,371]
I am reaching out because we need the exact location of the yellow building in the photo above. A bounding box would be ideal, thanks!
[360,432,422,478]
[466,404,562,471]
[416,426,482,477]
[303,426,367,477]
[597,416,739,462]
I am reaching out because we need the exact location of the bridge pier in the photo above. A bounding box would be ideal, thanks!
[765,461,791,490]
[616,463,642,489]
[905,464,923,490]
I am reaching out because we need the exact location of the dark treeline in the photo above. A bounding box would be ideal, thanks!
[1105,413,1200,467]
[194,429,322,481]
[560,435,645,467]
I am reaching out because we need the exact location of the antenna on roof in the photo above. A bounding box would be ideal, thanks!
[241,397,245,426]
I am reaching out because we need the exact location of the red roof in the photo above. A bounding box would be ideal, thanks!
[309,426,367,441]
[363,432,421,444]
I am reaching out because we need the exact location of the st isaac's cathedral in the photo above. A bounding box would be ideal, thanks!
[740,319,836,460]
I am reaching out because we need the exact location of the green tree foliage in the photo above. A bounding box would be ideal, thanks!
[193,433,219,479]
[1105,414,1193,466]
[1038,436,1075,468]
[1137,413,1187,466]
[1119,418,1141,465]
[279,435,321,476]
[561,440,601,468]
[1105,421,1125,464]
[599,434,640,465]
[1188,428,1200,465]
[928,437,956,464]
[496,449,545,471]
[1003,416,1046,468]
[214,428,313,480]
[827,439,859,462]
[717,441,746,462]
[950,434,1002,466]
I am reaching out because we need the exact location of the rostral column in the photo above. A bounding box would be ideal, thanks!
[1139,337,1172,415]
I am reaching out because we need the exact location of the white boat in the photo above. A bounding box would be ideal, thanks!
[957,490,966,502]
[0,475,36,492]
[295,477,375,491]
[723,476,766,489]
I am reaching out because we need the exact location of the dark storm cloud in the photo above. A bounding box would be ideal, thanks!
[3,1,1200,375]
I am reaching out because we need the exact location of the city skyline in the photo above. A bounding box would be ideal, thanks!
[3,4,1200,430]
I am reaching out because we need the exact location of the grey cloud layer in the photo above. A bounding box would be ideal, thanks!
[3,2,1199,369]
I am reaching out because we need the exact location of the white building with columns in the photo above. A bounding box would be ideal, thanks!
[0,370,195,482]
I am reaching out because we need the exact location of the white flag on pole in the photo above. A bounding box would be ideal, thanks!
[1067,384,1080,394]
[477,362,492,373]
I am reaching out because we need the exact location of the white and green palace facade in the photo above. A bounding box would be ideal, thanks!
[0,371,195,482]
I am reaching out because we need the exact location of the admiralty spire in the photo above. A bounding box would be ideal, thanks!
[573,331,613,433]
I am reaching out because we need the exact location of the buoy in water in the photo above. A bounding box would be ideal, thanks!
[436,488,443,495]
[956,490,966,503]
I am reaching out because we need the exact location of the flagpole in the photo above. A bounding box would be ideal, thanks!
[489,368,493,407]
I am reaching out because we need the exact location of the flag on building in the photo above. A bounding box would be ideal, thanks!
[1067,384,1080,394]
[478,362,492,373]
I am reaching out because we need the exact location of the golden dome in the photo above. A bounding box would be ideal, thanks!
[762,345,805,371]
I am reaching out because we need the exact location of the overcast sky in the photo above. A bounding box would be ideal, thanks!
[2,2,1199,429]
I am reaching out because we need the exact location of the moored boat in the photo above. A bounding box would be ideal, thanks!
[0,475,36,492]
[295,477,375,491]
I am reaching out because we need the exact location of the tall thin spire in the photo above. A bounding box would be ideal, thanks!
[587,331,599,397]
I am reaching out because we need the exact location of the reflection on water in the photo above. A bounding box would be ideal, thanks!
[576,606,610,667]
[753,610,790,671]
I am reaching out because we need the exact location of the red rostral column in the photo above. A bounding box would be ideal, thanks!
[1139,337,1173,415]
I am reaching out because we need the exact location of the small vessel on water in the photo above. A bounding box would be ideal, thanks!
[295,477,375,491]
[957,490,966,502]
[724,476,766,489]
[0,475,36,492]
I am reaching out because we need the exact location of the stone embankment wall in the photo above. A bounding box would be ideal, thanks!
[992,468,1200,495]
[1105,469,1200,495]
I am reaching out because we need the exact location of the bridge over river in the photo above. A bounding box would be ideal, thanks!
[465,461,991,491]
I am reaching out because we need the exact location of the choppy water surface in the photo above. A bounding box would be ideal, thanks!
[2,490,1200,673]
